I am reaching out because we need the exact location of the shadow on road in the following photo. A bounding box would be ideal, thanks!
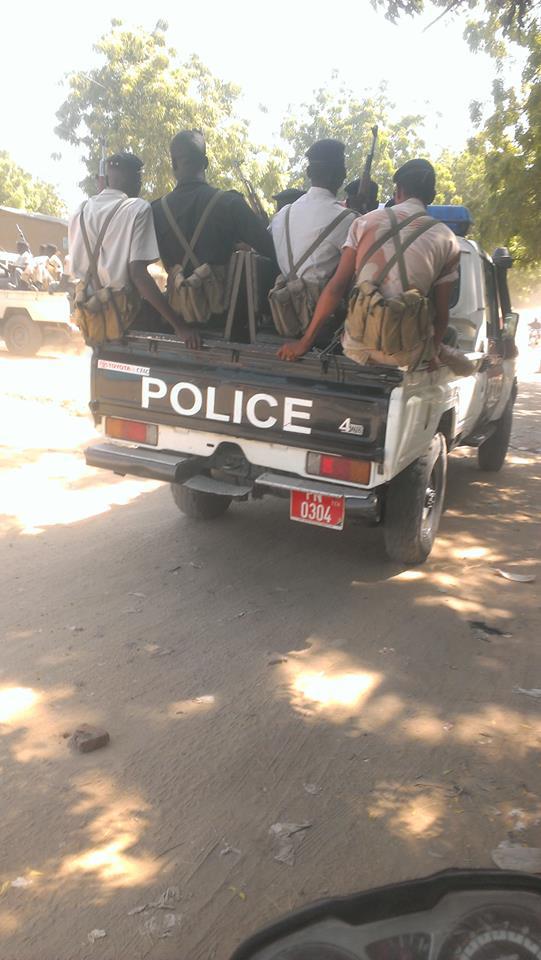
[1,356,540,959]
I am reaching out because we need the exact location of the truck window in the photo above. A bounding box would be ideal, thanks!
[483,259,500,336]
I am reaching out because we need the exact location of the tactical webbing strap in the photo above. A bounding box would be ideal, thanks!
[79,198,127,292]
[285,205,352,281]
[161,191,222,271]
[354,209,424,281]
[376,211,438,289]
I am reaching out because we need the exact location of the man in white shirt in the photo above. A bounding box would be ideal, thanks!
[278,158,461,366]
[270,139,356,285]
[68,152,199,346]
[14,241,34,288]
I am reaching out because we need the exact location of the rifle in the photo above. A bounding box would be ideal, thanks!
[16,224,30,250]
[356,124,379,212]
[234,160,269,227]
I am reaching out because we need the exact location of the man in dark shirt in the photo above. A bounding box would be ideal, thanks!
[152,130,275,276]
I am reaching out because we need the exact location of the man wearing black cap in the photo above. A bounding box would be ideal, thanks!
[270,139,356,289]
[68,152,196,343]
[273,188,306,213]
[278,157,460,365]
[152,130,275,286]
[344,178,379,213]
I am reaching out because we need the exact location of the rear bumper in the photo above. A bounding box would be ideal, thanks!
[85,442,380,519]
[85,442,191,483]
[254,471,379,518]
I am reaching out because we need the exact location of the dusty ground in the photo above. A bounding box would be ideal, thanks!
[0,335,540,960]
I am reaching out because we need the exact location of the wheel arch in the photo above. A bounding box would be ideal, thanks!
[3,307,33,323]
[436,408,456,449]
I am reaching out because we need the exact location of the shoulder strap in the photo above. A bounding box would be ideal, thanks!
[387,208,409,291]
[79,198,127,291]
[285,205,295,277]
[161,191,222,270]
[376,214,438,288]
[355,209,424,280]
[289,208,352,280]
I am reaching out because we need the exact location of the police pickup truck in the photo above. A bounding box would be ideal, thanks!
[0,261,75,355]
[85,206,518,564]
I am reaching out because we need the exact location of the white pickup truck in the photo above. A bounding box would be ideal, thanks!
[0,261,75,355]
[85,205,519,565]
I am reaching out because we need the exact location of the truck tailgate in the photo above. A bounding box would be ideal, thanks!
[90,333,402,461]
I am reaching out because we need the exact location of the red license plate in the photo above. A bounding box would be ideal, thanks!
[290,490,345,530]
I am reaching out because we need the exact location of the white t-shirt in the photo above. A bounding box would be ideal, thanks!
[68,188,160,292]
[270,187,356,283]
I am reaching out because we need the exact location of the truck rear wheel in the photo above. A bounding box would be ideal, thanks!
[384,432,447,565]
[170,482,232,520]
[4,313,43,356]
[478,397,513,471]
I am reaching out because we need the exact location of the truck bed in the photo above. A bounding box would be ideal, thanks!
[90,331,403,462]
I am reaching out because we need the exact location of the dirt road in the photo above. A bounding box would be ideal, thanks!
[1,342,540,960]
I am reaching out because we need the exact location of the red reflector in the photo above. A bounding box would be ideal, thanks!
[105,417,158,445]
[307,452,371,485]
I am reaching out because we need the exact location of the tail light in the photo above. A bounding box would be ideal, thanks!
[306,452,371,485]
[105,417,158,446]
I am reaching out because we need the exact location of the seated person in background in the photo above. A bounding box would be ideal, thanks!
[273,188,306,213]
[278,158,466,371]
[45,244,63,283]
[33,245,52,289]
[152,130,276,329]
[344,177,379,213]
[268,139,356,339]
[13,240,34,288]
[69,152,197,346]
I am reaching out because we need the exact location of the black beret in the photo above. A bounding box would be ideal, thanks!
[344,178,360,196]
[393,158,435,183]
[170,130,207,161]
[272,188,306,203]
[107,152,143,170]
[306,139,346,166]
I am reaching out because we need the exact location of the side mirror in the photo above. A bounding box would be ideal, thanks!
[493,248,514,322]
[503,311,519,339]
[493,246,514,270]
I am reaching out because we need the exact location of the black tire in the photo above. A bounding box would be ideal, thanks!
[478,397,513,472]
[170,482,232,520]
[4,313,43,356]
[384,432,447,565]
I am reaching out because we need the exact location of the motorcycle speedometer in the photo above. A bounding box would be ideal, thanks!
[439,906,541,960]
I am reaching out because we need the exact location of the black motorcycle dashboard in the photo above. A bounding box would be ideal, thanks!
[249,892,541,960]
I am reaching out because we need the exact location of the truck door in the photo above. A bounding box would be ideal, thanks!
[481,257,505,418]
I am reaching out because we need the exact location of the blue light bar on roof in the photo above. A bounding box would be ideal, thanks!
[427,204,473,237]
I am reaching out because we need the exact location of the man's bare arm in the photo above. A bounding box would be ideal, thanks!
[277,247,356,361]
[129,261,201,349]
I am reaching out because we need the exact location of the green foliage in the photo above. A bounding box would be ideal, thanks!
[55,20,287,207]
[280,77,426,199]
[372,0,538,45]
[54,15,541,298]
[448,28,541,285]
[0,151,65,217]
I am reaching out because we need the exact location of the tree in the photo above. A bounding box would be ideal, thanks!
[281,77,426,199]
[0,151,65,217]
[372,0,538,45]
[55,20,287,206]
